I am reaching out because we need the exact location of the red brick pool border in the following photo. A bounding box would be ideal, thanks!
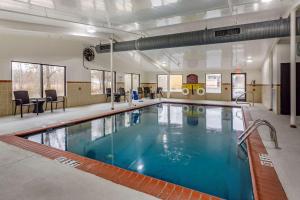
[0,101,288,200]
[242,107,287,200]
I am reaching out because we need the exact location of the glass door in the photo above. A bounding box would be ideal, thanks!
[231,73,246,101]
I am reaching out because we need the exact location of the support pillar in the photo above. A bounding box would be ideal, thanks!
[269,52,273,111]
[167,74,170,98]
[110,38,115,110]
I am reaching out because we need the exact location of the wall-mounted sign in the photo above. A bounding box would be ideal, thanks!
[187,74,198,84]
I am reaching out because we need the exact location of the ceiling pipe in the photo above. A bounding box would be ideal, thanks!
[96,17,300,53]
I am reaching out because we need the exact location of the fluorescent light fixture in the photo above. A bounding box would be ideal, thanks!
[261,0,272,3]
[30,0,54,8]
[253,3,259,11]
[86,27,96,33]
[246,59,253,63]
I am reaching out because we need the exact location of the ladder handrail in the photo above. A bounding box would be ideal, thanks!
[238,119,279,149]
[235,91,255,106]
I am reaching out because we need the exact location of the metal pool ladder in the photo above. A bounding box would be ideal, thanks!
[238,119,279,149]
[235,91,255,107]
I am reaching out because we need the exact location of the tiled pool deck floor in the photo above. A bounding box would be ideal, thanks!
[0,99,298,199]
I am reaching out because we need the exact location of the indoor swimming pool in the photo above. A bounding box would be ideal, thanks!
[24,103,253,200]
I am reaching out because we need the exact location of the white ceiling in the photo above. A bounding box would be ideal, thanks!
[0,0,297,72]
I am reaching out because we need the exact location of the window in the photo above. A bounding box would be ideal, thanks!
[12,61,66,98]
[12,62,41,98]
[124,73,140,92]
[91,70,116,94]
[132,74,140,91]
[91,70,104,95]
[157,74,168,92]
[104,71,116,94]
[206,74,222,93]
[43,65,65,97]
[124,74,132,92]
[169,75,182,92]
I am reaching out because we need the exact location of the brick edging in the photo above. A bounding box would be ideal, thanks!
[242,107,287,200]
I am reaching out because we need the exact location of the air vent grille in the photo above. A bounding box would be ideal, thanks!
[215,28,241,37]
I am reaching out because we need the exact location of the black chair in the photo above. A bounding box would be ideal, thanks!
[106,88,121,102]
[13,90,38,118]
[138,87,143,98]
[143,87,150,98]
[106,88,111,102]
[119,88,126,101]
[157,87,163,98]
[45,90,65,112]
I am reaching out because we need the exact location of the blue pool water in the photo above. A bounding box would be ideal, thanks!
[25,103,253,200]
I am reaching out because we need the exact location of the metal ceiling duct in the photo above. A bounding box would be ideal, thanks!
[96,17,300,53]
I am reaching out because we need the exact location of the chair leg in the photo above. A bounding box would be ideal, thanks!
[20,104,23,118]
[56,102,58,110]
[45,102,48,111]
[14,104,17,116]
[51,102,53,112]
[63,101,65,111]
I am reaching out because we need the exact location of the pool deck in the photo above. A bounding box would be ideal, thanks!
[0,99,299,199]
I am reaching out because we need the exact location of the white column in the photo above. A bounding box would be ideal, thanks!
[167,74,170,98]
[290,8,296,128]
[269,52,273,111]
[110,38,114,110]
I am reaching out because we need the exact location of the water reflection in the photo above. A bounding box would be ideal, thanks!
[183,105,205,126]
[27,110,142,151]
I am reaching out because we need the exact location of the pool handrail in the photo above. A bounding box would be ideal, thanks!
[235,91,255,107]
[238,119,279,149]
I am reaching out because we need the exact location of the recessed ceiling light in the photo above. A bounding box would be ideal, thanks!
[161,62,167,66]
[86,27,96,33]
[247,59,253,63]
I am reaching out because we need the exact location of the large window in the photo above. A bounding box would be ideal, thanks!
[132,74,140,91]
[43,65,65,97]
[91,70,116,95]
[12,61,66,98]
[206,74,222,94]
[157,74,168,92]
[124,73,140,92]
[170,75,183,92]
[104,71,116,94]
[91,70,104,95]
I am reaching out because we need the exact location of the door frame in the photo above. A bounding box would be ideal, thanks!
[231,73,247,101]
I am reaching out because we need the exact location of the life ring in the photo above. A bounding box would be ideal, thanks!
[197,88,205,96]
[182,88,189,96]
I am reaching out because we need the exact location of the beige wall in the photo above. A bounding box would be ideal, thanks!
[67,82,106,107]
[0,81,108,117]
[0,81,12,116]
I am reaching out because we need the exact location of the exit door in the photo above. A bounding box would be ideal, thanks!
[231,73,246,101]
